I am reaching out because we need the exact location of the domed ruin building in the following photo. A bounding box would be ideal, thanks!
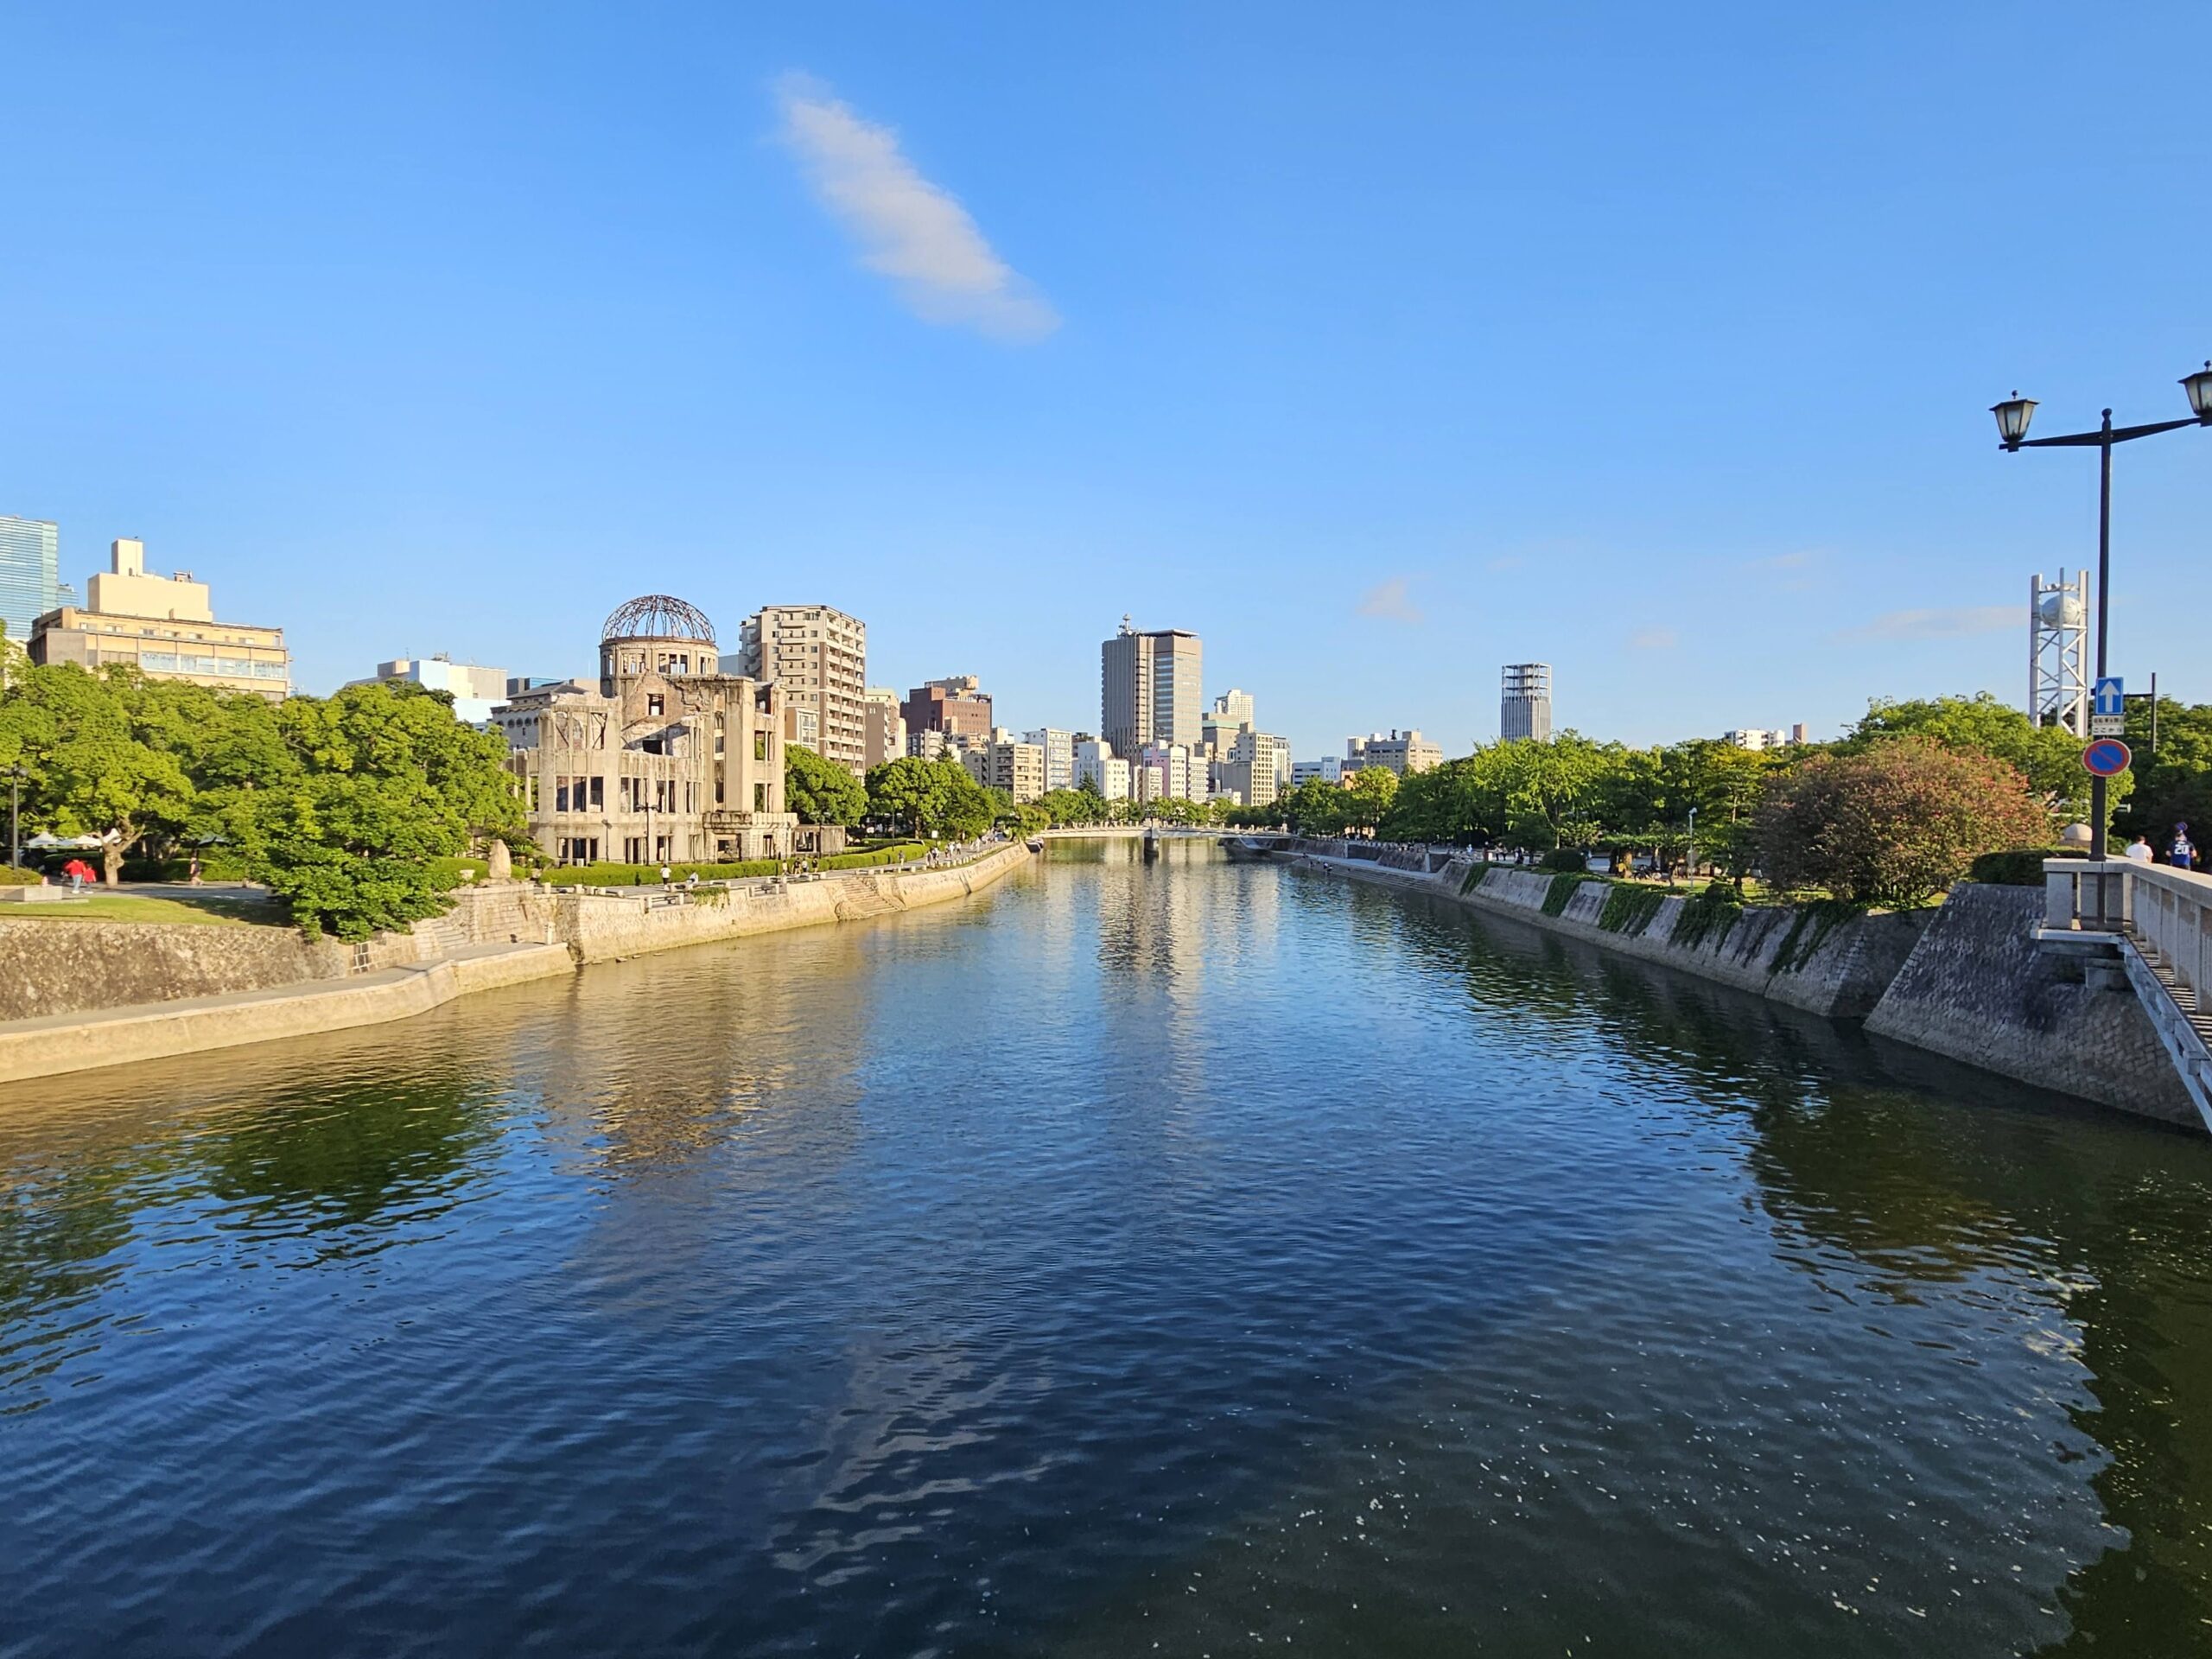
[493,594,819,867]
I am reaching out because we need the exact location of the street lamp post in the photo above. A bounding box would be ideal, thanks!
[1991,363,2212,864]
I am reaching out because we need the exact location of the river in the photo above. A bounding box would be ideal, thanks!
[3,838,2211,1656]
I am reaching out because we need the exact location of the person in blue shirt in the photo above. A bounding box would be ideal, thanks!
[2171,823,2196,872]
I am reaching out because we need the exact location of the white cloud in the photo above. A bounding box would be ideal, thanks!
[1835,605,2019,642]
[1357,576,1422,623]
[1629,626,1677,651]
[776,74,1058,341]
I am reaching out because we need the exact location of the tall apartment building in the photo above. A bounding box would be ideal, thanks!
[727,605,868,774]
[902,675,994,741]
[1074,738,1132,802]
[30,537,289,701]
[1021,728,1076,793]
[0,516,61,643]
[1501,663,1553,742]
[1725,725,1808,752]
[1100,618,1203,759]
[964,729,1047,802]
[1222,730,1293,809]
[1346,728,1443,776]
[861,685,907,770]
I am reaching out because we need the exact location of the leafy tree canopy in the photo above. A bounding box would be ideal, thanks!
[784,744,868,826]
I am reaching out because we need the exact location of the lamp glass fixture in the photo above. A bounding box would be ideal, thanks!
[1991,392,2037,445]
[2183,361,2212,421]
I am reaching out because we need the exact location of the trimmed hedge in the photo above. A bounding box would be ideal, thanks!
[535,842,937,888]
[1540,848,1587,874]
[1968,848,2080,887]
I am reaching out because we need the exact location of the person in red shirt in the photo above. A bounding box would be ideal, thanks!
[61,857,95,893]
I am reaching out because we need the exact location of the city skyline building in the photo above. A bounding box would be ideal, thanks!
[1021,727,1076,793]
[1074,738,1132,802]
[357,655,512,724]
[861,685,907,771]
[965,729,1047,802]
[1502,663,1553,742]
[0,516,61,644]
[1345,729,1442,775]
[29,537,289,701]
[1135,739,1200,803]
[1222,729,1293,809]
[728,604,868,775]
[902,674,994,741]
[1101,618,1203,759]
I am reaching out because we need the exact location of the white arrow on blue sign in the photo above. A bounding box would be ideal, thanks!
[2094,677,2125,718]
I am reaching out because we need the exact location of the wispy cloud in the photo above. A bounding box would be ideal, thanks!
[776,74,1058,341]
[1357,576,1422,624]
[1835,605,2019,643]
[1629,627,1677,651]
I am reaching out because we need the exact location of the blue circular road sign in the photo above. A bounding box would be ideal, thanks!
[2082,738,2132,778]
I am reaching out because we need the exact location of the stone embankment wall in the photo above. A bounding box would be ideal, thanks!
[442,844,1032,965]
[1291,845,2193,1127]
[1301,850,1925,1018]
[0,918,423,1023]
[1863,884,2197,1127]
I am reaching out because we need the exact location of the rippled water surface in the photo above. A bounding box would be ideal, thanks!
[6,841,2212,1656]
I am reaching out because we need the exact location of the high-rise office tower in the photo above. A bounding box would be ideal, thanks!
[1501,663,1553,742]
[1100,617,1203,759]
[0,516,60,643]
[728,605,868,774]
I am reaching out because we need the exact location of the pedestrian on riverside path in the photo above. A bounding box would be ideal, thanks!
[2125,835,2155,865]
[2171,823,2197,873]
[660,863,672,887]
[62,857,94,893]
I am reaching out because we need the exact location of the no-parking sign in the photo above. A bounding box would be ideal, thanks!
[2082,738,2132,779]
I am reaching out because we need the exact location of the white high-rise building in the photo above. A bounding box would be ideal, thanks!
[1022,728,1076,793]
[1136,741,1200,802]
[1222,730,1292,809]
[1074,738,1132,801]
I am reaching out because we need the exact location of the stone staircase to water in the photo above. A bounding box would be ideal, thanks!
[2120,923,2212,1124]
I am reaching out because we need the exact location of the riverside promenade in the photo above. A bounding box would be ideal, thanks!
[0,842,1031,1085]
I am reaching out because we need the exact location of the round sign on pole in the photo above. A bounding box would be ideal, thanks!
[2082,738,2132,778]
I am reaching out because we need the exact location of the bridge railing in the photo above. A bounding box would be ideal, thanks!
[2045,857,2212,998]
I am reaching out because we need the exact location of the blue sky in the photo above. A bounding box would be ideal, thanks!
[3,3,2206,758]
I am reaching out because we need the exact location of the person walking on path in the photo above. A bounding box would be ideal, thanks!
[660,863,672,887]
[61,857,94,893]
[2170,823,2197,873]
[2125,835,2155,865]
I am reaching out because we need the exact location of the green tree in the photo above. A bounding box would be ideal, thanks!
[1757,735,2053,906]
[1342,765,1399,833]
[2116,696,2212,850]
[0,664,194,885]
[1841,692,2113,823]
[784,743,868,826]
[866,756,995,840]
[237,683,524,938]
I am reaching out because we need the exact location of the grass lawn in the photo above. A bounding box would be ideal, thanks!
[0,892,281,927]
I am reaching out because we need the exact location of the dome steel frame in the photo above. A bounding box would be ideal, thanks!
[601,594,716,645]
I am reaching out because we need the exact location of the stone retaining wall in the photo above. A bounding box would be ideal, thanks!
[0,918,423,1023]
[1863,884,2196,1127]
[1302,854,1927,1019]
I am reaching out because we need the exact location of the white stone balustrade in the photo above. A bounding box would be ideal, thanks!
[2047,856,2212,1129]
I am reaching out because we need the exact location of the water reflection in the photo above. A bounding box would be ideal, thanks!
[0,848,2209,1656]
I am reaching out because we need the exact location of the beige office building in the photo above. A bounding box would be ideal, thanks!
[499,594,800,866]
[965,730,1046,802]
[1222,730,1293,808]
[861,685,907,771]
[29,537,289,700]
[727,604,868,775]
